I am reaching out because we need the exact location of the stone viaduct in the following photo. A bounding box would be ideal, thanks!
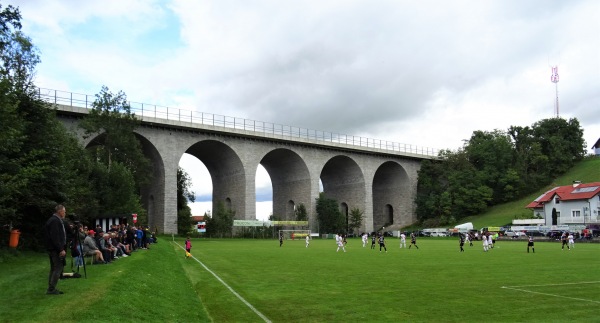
[51,97,437,235]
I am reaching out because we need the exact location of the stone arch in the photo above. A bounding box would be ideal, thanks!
[320,156,365,226]
[372,161,410,230]
[185,140,246,219]
[260,148,311,221]
[84,132,166,231]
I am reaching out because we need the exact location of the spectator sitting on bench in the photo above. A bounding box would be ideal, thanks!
[82,229,104,264]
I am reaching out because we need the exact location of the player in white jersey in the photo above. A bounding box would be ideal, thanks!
[487,234,493,249]
[568,233,574,249]
[465,233,471,247]
[336,233,346,252]
[305,234,310,248]
[399,233,406,248]
[362,233,368,247]
[482,234,489,252]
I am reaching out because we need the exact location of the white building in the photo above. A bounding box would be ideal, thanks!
[526,182,600,226]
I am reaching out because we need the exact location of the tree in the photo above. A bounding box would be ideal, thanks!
[348,207,364,235]
[177,167,195,235]
[79,86,152,188]
[315,193,345,234]
[295,203,308,221]
[531,117,586,175]
[205,201,235,238]
[0,4,91,249]
[0,4,39,90]
[464,130,515,204]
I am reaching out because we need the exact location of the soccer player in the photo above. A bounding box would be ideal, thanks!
[459,234,465,252]
[561,232,569,250]
[465,232,472,247]
[185,237,192,258]
[527,235,535,253]
[378,234,387,253]
[399,232,406,248]
[362,233,368,247]
[371,234,376,249]
[279,233,283,247]
[568,232,574,250]
[487,234,493,249]
[408,232,419,249]
[336,233,346,252]
[305,234,310,248]
[482,233,489,252]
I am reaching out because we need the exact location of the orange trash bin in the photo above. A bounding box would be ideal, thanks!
[9,229,20,248]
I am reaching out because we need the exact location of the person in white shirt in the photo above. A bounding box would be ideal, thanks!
[487,234,493,249]
[305,234,310,248]
[362,233,368,247]
[482,234,489,252]
[399,233,406,248]
[336,233,346,252]
[568,233,574,249]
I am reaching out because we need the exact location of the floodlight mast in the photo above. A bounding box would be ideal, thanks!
[551,66,559,117]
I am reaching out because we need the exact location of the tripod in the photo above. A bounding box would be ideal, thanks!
[69,225,87,279]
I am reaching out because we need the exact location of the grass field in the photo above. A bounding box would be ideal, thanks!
[2,236,599,322]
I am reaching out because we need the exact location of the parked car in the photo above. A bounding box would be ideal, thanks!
[525,230,545,237]
[505,231,527,238]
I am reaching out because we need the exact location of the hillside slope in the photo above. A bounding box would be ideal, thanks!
[461,156,600,229]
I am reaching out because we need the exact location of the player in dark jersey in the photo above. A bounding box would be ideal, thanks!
[378,234,387,253]
[459,233,465,252]
[408,232,419,249]
[561,232,569,250]
[371,235,376,249]
[279,233,283,247]
[527,235,535,253]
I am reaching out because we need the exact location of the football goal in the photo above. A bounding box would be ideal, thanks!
[279,230,311,240]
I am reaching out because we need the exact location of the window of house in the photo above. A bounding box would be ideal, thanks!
[572,210,581,217]
[555,197,560,204]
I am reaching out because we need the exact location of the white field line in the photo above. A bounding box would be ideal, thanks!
[173,241,271,323]
[501,281,600,304]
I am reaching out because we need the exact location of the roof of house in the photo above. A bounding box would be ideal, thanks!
[526,182,600,209]
[191,215,205,222]
[592,138,600,149]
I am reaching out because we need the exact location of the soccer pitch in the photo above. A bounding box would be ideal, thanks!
[172,237,600,322]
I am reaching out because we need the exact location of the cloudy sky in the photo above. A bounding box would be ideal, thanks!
[9,0,599,219]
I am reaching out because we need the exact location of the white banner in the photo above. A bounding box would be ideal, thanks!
[233,220,270,227]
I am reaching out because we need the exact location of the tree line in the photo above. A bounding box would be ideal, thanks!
[416,117,587,227]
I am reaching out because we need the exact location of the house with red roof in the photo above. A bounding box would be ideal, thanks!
[526,182,600,226]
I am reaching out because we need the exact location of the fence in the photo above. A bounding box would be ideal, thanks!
[38,87,439,157]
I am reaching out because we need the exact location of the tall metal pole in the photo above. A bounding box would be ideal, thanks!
[551,66,560,117]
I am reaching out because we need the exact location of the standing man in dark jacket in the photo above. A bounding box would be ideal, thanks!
[45,204,67,295]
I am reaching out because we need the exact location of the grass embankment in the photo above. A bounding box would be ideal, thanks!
[0,239,210,322]
[2,237,600,322]
[463,157,600,228]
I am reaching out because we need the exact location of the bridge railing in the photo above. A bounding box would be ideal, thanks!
[38,87,439,157]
